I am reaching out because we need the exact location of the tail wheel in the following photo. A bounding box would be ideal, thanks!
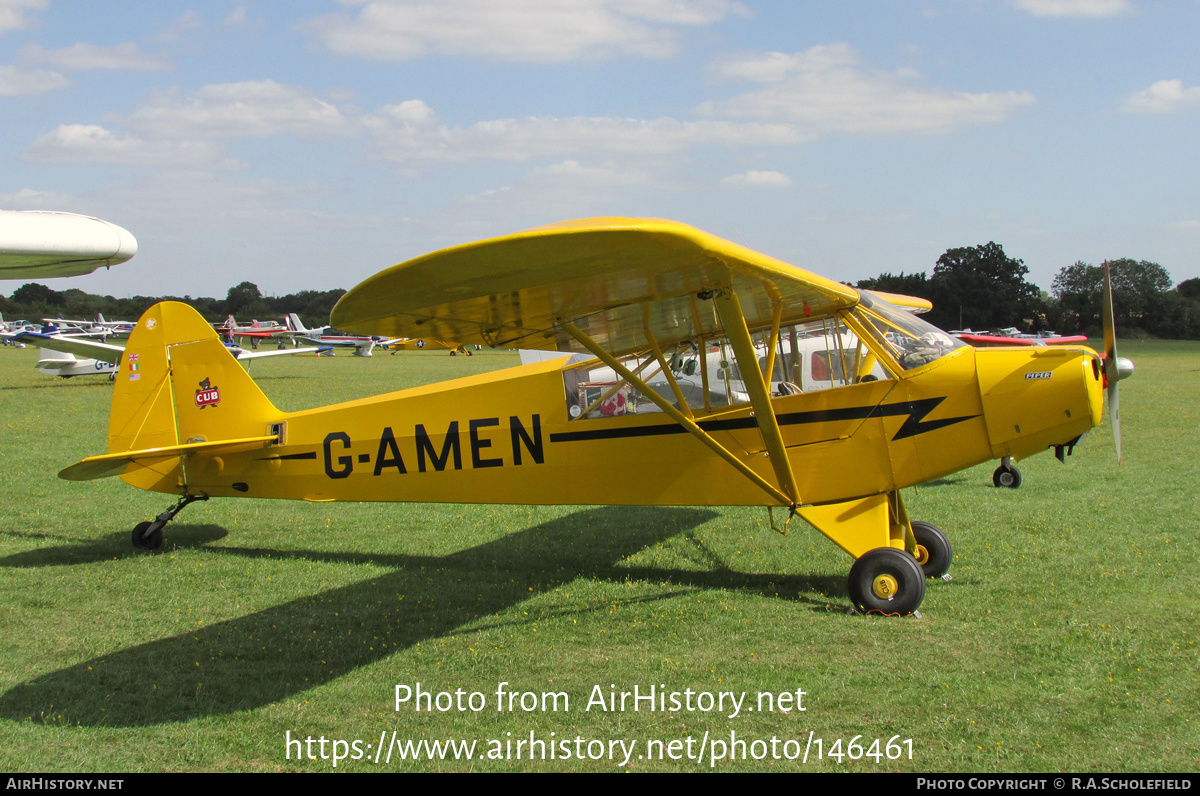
[131,521,163,550]
[911,521,952,579]
[847,548,926,615]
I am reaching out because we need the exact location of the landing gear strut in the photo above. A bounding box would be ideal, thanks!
[131,494,208,550]
[992,456,1021,489]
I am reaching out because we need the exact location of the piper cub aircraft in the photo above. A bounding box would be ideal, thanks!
[60,218,1131,615]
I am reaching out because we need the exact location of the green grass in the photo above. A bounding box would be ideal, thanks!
[0,340,1196,772]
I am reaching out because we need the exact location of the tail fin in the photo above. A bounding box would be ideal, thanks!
[99,301,282,494]
[286,312,306,333]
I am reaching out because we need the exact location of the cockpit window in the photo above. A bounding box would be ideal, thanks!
[556,292,957,422]
[559,311,899,421]
[561,343,727,420]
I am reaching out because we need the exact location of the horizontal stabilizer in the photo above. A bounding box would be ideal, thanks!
[60,434,279,481]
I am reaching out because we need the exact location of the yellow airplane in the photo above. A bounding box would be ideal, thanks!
[383,338,475,356]
[59,218,1132,615]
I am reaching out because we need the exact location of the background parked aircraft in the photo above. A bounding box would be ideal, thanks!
[217,316,296,349]
[15,330,331,378]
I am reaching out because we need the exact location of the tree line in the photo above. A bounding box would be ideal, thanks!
[0,281,346,331]
[856,244,1200,339]
[5,249,1199,339]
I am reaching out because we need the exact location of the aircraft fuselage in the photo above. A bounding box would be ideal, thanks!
[132,341,1102,512]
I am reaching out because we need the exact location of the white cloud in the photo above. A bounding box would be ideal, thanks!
[154,10,202,42]
[224,7,249,26]
[26,123,236,168]
[114,171,326,226]
[1013,0,1133,17]
[121,80,355,139]
[0,64,67,95]
[720,170,791,187]
[364,104,800,163]
[699,44,1035,135]
[20,42,171,71]
[305,0,746,62]
[0,0,46,34]
[0,187,72,207]
[530,159,650,186]
[1120,79,1200,113]
[710,45,857,83]
[380,98,437,125]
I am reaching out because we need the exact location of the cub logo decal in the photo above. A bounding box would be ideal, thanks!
[195,377,221,409]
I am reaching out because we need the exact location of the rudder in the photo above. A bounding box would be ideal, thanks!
[110,301,281,493]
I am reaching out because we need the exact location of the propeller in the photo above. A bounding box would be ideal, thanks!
[1101,261,1135,464]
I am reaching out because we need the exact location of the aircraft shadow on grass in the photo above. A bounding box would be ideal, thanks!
[0,505,843,727]
[0,526,230,568]
[916,476,969,488]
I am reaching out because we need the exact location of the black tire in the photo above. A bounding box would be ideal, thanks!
[132,521,163,550]
[847,547,926,615]
[911,521,952,579]
[992,464,1021,488]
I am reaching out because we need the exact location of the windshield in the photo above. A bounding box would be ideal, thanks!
[855,291,965,370]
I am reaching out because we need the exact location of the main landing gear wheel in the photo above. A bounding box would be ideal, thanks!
[847,548,926,615]
[993,463,1021,488]
[131,521,163,550]
[911,521,952,579]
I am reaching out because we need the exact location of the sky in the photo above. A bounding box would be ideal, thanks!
[1,0,1197,303]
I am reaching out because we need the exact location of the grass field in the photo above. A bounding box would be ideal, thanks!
[0,339,1196,772]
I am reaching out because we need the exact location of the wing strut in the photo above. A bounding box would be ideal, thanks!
[760,299,785,394]
[712,290,802,507]
[559,319,793,507]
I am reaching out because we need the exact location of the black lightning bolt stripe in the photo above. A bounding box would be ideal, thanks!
[869,397,979,440]
[256,452,318,461]
[548,396,978,444]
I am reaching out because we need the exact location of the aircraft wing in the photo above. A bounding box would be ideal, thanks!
[956,333,1037,346]
[232,345,332,360]
[867,291,932,314]
[956,333,1089,347]
[332,217,859,357]
[228,329,283,339]
[0,210,137,279]
[1038,335,1089,345]
[14,331,125,363]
